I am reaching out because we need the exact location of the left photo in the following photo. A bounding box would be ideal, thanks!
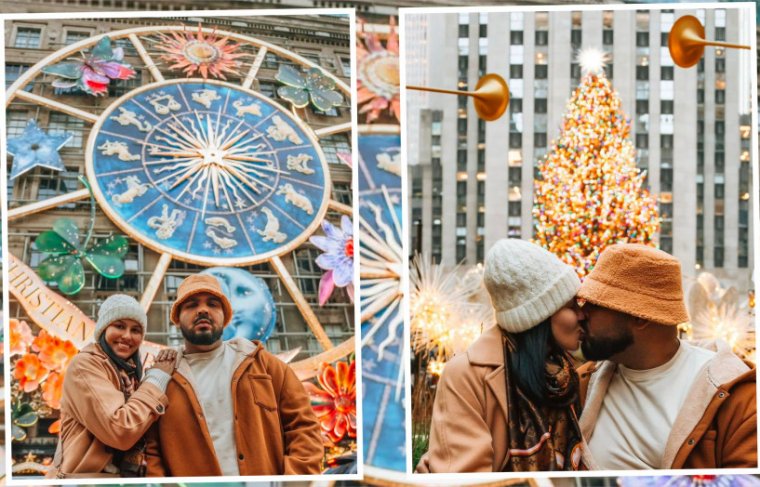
[4,9,358,480]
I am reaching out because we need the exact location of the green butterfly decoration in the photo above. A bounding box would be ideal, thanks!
[33,177,129,295]
[275,64,344,112]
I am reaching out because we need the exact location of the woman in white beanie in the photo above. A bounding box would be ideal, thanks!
[48,294,178,478]
[417,239,587,473]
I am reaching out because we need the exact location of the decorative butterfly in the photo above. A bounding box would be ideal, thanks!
[275,64,344,112]
[42,37,136,96]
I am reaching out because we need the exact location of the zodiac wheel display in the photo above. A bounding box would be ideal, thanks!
[88,78,330,266]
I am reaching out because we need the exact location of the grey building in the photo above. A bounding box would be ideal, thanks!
[407,6,755,293]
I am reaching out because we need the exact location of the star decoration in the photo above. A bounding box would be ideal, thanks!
[7,120,72,180]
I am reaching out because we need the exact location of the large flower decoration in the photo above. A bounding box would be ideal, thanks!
[41,371,65,410]
[7,120,71,180]
[305,360,357,443]
[42,37,135,96]
[310,216,354,306]
[10,319,34,357]
[276,65,344,112]
[35,218,129,295]
[619,475,760,487]
[156,25,247,79]
[14,353,50,393]
[357,17,400,123]
[32,330,78,372]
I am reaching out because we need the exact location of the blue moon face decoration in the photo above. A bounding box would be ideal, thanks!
[201,267,277,342]
[85,78,330,266]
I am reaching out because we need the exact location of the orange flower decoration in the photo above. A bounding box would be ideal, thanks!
[156,25,247,79]
[10,319,34,357]
[305,360,356,443]
[14,353,50,393]
[48,419,62,435]
[32,330,78,372]
[357,17,400,123]
[42,371,65,410]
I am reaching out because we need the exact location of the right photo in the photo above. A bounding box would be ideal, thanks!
[404,4,757,474]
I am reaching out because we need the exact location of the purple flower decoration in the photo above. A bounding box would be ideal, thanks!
[310,216,354,306]
[619,476,760,487]
[42,37,135,96]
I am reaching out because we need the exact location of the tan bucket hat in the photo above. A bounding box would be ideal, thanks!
[170,274,233,326]
[577,243,689,326]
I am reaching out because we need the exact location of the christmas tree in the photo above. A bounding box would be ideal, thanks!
[533,49,660,278]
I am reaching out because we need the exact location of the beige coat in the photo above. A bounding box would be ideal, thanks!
[578,340,757,469]
[416,325,517,472]
[145,338,323,476]
[48,343,168,477]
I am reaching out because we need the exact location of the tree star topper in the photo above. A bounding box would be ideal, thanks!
[577,47,610,75]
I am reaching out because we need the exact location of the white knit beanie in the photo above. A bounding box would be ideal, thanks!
[483,239,581,333]
[95,294,147,340]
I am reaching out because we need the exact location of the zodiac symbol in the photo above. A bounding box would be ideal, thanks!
[147,204,185,240]
[276,183,313,215]
[286,153,315,175]
[205,218,238,250]
[112,176,150,205]
[204,216,236,234]
[191,89,221,109]
[266,116,303,145]
[257,207,286,243]
[376,151,401,177]
[206,228,238,250]
[98,140,140,161]
[147,93,181,115]
[110,107,152,132]
[233,99,263,118]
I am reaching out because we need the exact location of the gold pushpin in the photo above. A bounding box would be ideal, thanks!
[407,73,510,121]
[669,14,751,68]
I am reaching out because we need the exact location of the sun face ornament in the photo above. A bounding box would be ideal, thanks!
[357,18,400,123]
[156,25,248,79]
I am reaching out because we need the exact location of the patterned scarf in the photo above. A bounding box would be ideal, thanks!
[97,335,147,477]
[503,337,586,472]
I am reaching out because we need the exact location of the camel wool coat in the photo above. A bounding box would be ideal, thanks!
[416,325,520,472]
[48,343,168,478]
[145,338,323,476]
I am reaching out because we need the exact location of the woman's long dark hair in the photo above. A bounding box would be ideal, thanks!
[507,318,556,405]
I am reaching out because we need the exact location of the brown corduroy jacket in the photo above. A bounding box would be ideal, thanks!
[578,340,757,469]
[145,338,324,476]
[48,343,168,478]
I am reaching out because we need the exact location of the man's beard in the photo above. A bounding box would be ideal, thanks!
[181,321,224,345]
[581,323,634,361]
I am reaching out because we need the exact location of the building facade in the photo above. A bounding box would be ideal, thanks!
[408,7,755,292]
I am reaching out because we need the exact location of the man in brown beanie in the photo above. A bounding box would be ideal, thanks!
[576,243,756,470]
[145,274,323,476]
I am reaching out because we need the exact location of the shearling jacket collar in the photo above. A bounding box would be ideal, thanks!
[579,339,753,469]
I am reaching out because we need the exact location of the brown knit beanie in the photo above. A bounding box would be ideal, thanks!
[577,244,689,326]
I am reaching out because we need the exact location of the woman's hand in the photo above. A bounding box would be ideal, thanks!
[151,349,178,375]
